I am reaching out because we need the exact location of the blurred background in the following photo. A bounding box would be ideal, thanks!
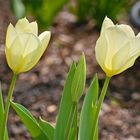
[0,0,140,139]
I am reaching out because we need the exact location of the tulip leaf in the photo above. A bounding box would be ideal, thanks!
[0,84,4,127]
[0,83,9,140]
[71,53,86,102]
[78,74,99,140]
[93,122,98,140]
[54,63,77,140]
[11,0,25,19]
[23,0,70,29]
[38,117,54,140]
[67,106,77,140]
[11,102,49,140]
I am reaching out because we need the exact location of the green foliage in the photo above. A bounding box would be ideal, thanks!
[10,54,111,140]
[71,53,86,102]
[76,0,135,28]
[76,0,93,22]
[11,0,70,29]
[11,54,86,140]
[11,102,51,140]
[0,84,9,140]
[78,75,99,140]
[38,118,54,140]
[23,0,70,29]
[54,63,77,140]
[0,84,4,127]
[10,0,135,29]
[11,0,25,19]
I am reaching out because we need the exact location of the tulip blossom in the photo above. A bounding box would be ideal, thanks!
[5,17,51,74]
[95,17,140,77]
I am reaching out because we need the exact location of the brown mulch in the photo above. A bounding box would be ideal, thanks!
[0,0,140,140]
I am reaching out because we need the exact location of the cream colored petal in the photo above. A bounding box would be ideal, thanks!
[129,38,140,57]
[6,23,17,47]
[18,33,41,57]
[15,17,29,32]
[101,16,114,34]
[111,38,140,75]
[16,33,41,72]
[117,24,135,37]
[104,26,129,62]
[23,21,38,35]
[116,53,140,75]
[20,32,51,72]
[39,31,51,52]
[5,36,24,73]
[29,21,38,35]
[6,33,41,73]
[104,27,129,70]
[15,18,38,35]
[136,32,140,38]
[20,47,42,72]
[95,33,108,71]
[111,42,130,73]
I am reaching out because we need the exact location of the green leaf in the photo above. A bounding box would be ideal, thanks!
[93,121,98,140]
[11,102,49,140]
[68,106,77,140]
[24,0,70,29]
[71,53,86,102]
[78,74,99,140]
[38,117,54,140]
[11,0,25,19]
[0,83,4,127]
[0,83,9,140]
[54,63,77,140]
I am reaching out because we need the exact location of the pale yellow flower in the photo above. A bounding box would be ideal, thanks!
[95,17,140,77]
[5,17,51,74]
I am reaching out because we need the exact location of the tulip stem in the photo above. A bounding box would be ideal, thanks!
[92,76,111,139]
[0,74,17,140]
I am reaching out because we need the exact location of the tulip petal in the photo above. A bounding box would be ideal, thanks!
[136,32,140,38]
[129,38,140,57]
[105,27,129,54]
[29,21,38,35]
[15,18,38,35]
[21,32,51,72]
[111,42,130,74]
[16,33,41,73]
[5,36,24,72]
[110,38,140,75]
[95,33,108,71]
[6,23,17,47]
[101,16,114,34]
[117,53,140,75]
[15,17,29,32]
[104,27,129,70]
[16,33,43,72]
[18,33,41,57]
[23,21,38,35]
[6,33,41,73]
[21,48,42,72]
[39,31,51,52]
[117,24,135,37]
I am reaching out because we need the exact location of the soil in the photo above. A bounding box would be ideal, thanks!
[0,0,140,140]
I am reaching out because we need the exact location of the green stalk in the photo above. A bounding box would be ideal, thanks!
[64,102,77,140]
[92,76,111,139]
[0,74,17,140]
